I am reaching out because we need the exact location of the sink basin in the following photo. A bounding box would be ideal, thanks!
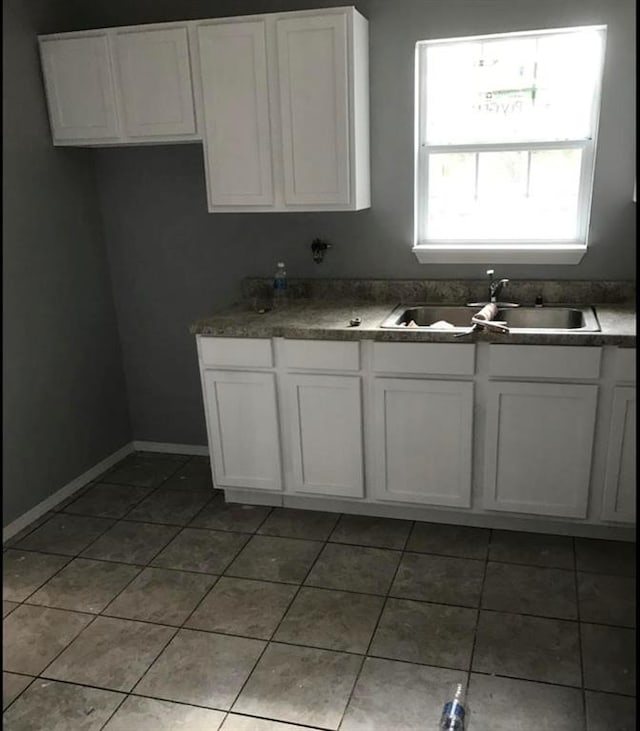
[380,305,600,332]
[496,307,599,331]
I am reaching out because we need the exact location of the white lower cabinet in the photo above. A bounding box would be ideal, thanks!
[483,381,598,518]
[372,378,473,507]
[285,373,364,498]
[202,370,281,491]
[601,386,636,523]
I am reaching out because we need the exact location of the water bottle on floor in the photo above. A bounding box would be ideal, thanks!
[439,682,466,730]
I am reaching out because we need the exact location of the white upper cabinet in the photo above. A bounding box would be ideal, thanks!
[39,33,119,142]
[276,13,350,206]
[197,6,370,211]
[39,23,200,145]
[37,7,370,211]
[197,21,274,207]
[114,26,196,138]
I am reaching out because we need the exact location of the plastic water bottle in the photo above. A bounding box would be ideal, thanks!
[439,682,466,730]
[273,262,288,310]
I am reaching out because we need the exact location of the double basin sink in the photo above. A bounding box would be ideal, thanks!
[380,305,600,332]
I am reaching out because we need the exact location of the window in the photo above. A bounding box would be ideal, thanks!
[414,26,606,264]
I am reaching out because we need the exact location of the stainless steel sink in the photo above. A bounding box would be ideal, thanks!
[496,307,599,331]
[380,305,600,332]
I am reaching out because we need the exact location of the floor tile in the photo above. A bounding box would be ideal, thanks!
[104,455,184,488]
[467,673,584,731]
[585,691,636,731]
[581,623,636,695]
[124,489,212,525]
[221,717,318,731]
[134,628,265,709]
[482,562,577,619]
[2,678,124,731]
[63,482,150,519]
[161,460,216,492]
[152,528,249,574]
[257,508,339,541]
[43,616,176,692]
[472,610,581,686]
[489,530,574,569]
[575,538,636,576]
[3,512,58,548]
[274,587,384,653]
[329,514,411,549]
[390,552,484,607]
[3,550,70,601]
[370,598,476,669]
[2,604,92,675]
[189,496,271,532]
[340,657,466,731]
[102,695,225,731]
[27,558,140,613]
[233,642,361,730]
[226,535,323,584]
[81,521,180,564]
[185,577,296,639]
[578,572,636,627]
[305,543,400,595]
[3,600,19,617]
[13,514,114,556]
[104,567,216,625]
[406,522,490,560]
[3,672,33,709]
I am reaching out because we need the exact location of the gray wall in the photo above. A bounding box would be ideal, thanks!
[2,0,132,526]
[53,1,640,444]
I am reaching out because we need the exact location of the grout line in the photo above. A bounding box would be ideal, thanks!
[573,536,588,727]
[228,512,353,717]
[465,527,491,698]
[335,520,416,730]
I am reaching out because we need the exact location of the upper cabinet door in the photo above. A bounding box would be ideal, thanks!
[198,21,274,207]
[276,14,350,206]
[114,26,196,138]
[39,34,119,142]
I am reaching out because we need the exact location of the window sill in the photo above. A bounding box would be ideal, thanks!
[412,243,587,265]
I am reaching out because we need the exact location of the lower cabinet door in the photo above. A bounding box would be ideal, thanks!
[372,378,473,507]
[483,381,598,518]
[202,370,281,491]
[601,386,636,523]
[286,374,364,498]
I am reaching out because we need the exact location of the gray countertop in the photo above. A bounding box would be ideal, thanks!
[190,300,636,347]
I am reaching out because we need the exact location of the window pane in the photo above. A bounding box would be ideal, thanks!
[424,28,604,145]
[425,148,581,240]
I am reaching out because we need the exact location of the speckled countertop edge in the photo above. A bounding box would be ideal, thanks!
[190,301,636,347]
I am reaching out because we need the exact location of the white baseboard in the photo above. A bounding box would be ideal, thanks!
[3,440,211,543]
[132,441,209,457]
[3,443,135,542]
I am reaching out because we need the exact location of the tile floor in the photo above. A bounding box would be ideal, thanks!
[2,451,636,730]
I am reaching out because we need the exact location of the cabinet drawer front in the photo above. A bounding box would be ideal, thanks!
[614,349,636,382]
[372,343,474,376]
[199,337,273,368]
[489,345,601,380]
[283,340,359,371]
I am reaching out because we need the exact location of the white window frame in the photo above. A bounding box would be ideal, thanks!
[413,25,607,265]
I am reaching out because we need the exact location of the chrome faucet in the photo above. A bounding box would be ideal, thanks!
[487,269,509,303]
